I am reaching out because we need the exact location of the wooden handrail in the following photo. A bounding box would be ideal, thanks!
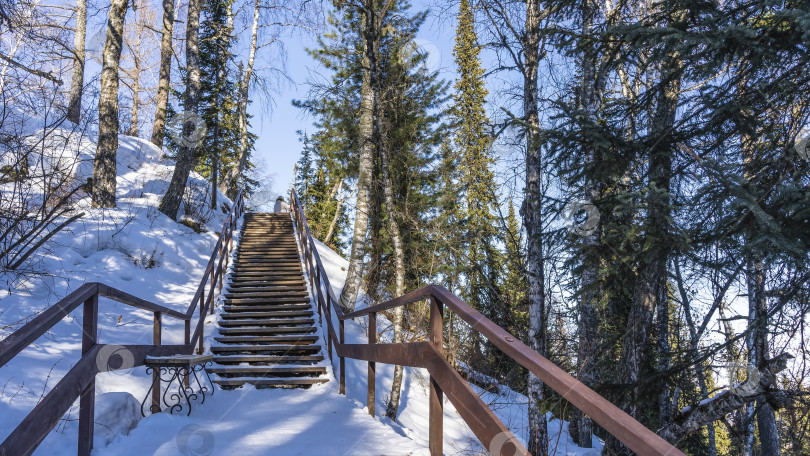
[289,188,686,456]
[0,191,244,456]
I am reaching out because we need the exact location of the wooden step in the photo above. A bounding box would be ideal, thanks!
[220,310,313,319]
[227,280,306,287]
[233,261,301,266]
[218,325,316,335]
[211,344,321,354]
[232,265,302,271]
[224,298,310,306]
[234,255,300,260]
[225,286,307,294]
[208,366,325,376]
[229,272,304,278]
[214,335,318,344]
[212,377,329,389]
[225,291,309,300]
[212,355,323,364]
[224,304,312,313]
[218,317,314,327]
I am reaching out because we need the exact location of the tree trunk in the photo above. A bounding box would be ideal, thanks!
[221,0,259,198]
[338,0,378,313]
[572,0,600,447]
[158,0,201,220]
[324,179,345,245]
[92,0,129,208]
[67,0,87,124]
[380,138,406,421]
[128,52,140,136]
[150,0,174,148]
[523,1,548,454]
[742,123,780,456]
[603,22,681,456]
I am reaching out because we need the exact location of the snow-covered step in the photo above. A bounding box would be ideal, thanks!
[212,354,324,364]
[208,366,326,377]
[209,212,328,390]
[218,317,314,327]
[223,297,310,305]
[213,335,319,344]
[224,304,312,313]
[211,344,322,355]
[213,377,329,389]
[220,311,313,320]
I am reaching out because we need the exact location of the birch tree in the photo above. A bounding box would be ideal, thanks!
[66,0,86,124]
[150,0,175,147]
[91,0,130,208]
[159,0,203,219]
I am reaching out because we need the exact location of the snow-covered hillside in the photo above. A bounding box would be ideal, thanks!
[313,239,603,456]
[0,132,234,454]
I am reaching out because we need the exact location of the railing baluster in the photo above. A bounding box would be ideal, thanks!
[326,292,332,362]
[198,292,205,354]
[152,312,162,413]
[78,293,98,456]
[339,319,345,395]
[368,312,376,417]
[184,319,191,388]
[429,297,443,456]
[209,267,216,316]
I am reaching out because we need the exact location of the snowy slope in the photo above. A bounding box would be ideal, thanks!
[313,238,603,456]
[0,133,233,453]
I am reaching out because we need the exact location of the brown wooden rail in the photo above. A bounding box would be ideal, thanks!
[0,191,244,456]
[290,189,685,456]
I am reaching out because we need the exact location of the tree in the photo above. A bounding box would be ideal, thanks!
[92,0,130,208]
[150,0,175,147]
[197,0,239,208]
[220,0,258,197]
[337,0,385,313]
[159,0,203,219]
[121,0,158,137]
[66,0,86,124]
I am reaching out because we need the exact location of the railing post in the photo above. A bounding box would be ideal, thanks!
[316,268,323,325]
[152,312,162,414]
[326,293,332,362]
[339,319,345,395]
[218,241,224,291]
[429,296,443,456]
[198,296,205,354]
[78,293,98,456]
[368,312,376,417]
[185,319,191,388]
[210,267,216,316]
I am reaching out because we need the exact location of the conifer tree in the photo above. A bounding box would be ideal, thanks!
[449,0,506,376]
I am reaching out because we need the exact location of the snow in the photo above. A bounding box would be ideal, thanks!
[93,392,142,446]
[311,238,603,455]
[0,130,231,454]
[0,124,601,455]
[97,384,428,455]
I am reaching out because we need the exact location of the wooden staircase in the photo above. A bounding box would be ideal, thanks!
[209,212,329,388]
